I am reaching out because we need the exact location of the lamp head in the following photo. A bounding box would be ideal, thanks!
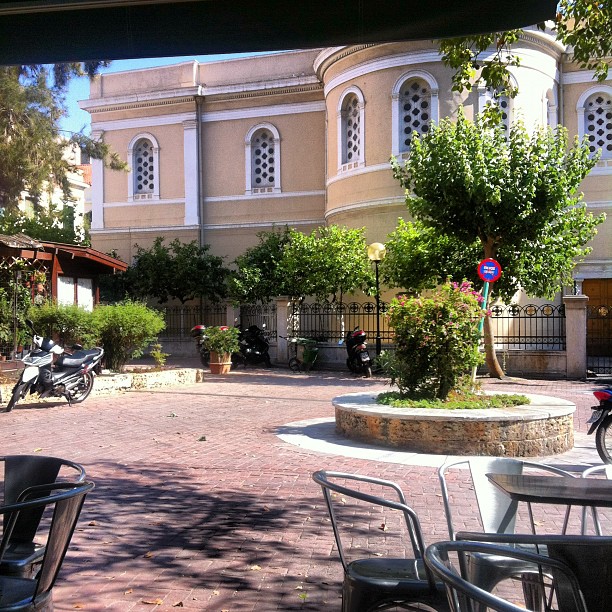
[367,242,386,262]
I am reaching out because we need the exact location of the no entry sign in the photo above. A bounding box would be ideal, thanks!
[477,258,502,283]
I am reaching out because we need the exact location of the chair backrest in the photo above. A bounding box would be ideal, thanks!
[581,464,612,535]
[454,532,612,612]
[439,458,574,539]
[312,470,436,589]
[0,481,94,604]
[1,455,86,543]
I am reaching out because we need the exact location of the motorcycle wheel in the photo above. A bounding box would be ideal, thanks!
[288,357,301,372]
[6,382,27,412]
[364,365,372,378]
[69,372,94,404]
[199,349,210,367]
[595,415,612,464]
[346,358,357,374]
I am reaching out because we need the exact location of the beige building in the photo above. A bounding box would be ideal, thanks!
[81,34,611,303]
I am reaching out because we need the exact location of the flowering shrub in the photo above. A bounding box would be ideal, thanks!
[381,281,484,399]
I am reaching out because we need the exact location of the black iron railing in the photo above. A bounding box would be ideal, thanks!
[587,304,612,374]
[240,303,277,341]
[159,303,226,338]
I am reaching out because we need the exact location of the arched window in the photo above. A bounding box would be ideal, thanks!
[392,71,438,157]
[128,133,160,201]
[245,123,281,194]
[337,87,365,172]
[584,91,612,159]
[479,86,512,135]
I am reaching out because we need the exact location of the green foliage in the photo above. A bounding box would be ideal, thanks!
[0,64,125,211]
[201,325,241,355]
[376,391,530,410]
[26,302,95,347]
[381,219,480,292]
[0,260,35,345]
[91,301,165,371]
[381,281,484,400]
[230,225,374,303]
[149,342,170,368]
[114,237,229,304]
[439,2,611,98]
[390,110,605,301]
[0,207,89,245]
[229,227,292,303]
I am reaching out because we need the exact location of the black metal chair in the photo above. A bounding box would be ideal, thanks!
[424,540,588,612]
[312,470,450,612]
[438,457,574,602]
[456,532,612,612]
[0,455,86,577]
[0,480,94,611]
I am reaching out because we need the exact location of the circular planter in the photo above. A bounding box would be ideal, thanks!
[333,392,575,457]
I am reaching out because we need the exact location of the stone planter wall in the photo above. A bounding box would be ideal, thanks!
[333,392,575,457]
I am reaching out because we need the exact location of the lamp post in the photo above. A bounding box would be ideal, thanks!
[367,242,386,356]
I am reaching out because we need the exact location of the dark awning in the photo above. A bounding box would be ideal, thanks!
[0,0,557,65]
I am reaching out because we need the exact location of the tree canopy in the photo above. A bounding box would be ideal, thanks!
[229,225,375,303]
[105,238,229,305]
[0,63,125,216]
[439,0,612,98]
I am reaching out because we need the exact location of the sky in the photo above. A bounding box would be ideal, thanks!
[59,53,267,137]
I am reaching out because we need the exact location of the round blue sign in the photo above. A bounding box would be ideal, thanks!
[478,258,502,283]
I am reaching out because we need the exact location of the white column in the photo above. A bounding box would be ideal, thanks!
[91,130,104,230]
[183,119,199,226]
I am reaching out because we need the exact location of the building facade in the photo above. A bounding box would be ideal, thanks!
[81,34,611,302]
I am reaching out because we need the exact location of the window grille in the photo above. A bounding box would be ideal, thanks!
[585,93,612,158]
[342,94,361,165]
[400,79,431,151]
[133,138,155,198]
[251,129,276,193]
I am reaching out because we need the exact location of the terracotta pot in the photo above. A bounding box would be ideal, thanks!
[209,351,232,375]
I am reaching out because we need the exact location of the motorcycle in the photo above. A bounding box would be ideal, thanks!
[4,319,104,412]
[345,326,372,378]
[190,324,219,367]
[233,324,271,368]
[588,387,612,463]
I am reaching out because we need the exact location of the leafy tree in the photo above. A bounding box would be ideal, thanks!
[0,63,125,214]
[230,225,374,303]
[116,237,229,304]
[0,205,88,245]
[390,110,605,376]
[439,1,612,99]
[229,227,292,304]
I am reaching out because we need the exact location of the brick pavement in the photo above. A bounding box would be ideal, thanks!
[0,366,609,611]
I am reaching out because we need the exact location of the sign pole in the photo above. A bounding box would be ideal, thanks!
[473,258,502,385]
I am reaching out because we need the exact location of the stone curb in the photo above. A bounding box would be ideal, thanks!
[0,367,205,406]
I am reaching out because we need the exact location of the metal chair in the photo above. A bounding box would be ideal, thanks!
[0,455,86,577]
[456,532,612,612]
[312,470,450,612]
[425,540,588,612]
[580,464,612,535]
[0,480,94,611]
[438,458,574,598]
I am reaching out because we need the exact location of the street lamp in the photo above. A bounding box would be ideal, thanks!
[367,242,386,356]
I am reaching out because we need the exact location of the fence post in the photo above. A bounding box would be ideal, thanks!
[563,294,589,379]
[226,302,240,327]
[275,296,290,364]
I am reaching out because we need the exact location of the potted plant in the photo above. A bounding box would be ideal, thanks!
[202,326,240,374]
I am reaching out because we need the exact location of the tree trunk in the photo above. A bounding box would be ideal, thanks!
[483,298,505,378]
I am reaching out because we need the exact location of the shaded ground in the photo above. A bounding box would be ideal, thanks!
[0,366,607,611]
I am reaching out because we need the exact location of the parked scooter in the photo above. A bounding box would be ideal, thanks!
[588,388,612,463]
[4,319,104,412]
[344,326,372,378]
[233,324,271,368]
[190,324,215,367]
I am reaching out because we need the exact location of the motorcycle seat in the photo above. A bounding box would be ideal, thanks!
[57,349,100,368]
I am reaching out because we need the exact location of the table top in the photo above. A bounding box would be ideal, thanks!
[487,472,612,507]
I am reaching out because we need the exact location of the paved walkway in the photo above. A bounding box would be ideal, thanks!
[0,365,609,611]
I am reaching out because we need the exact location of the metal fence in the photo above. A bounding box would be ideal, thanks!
[159,303,226,338]
[489,303,566,351]
[288,301,392,344]
[587,304,612,374]
[240,303,277,341]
